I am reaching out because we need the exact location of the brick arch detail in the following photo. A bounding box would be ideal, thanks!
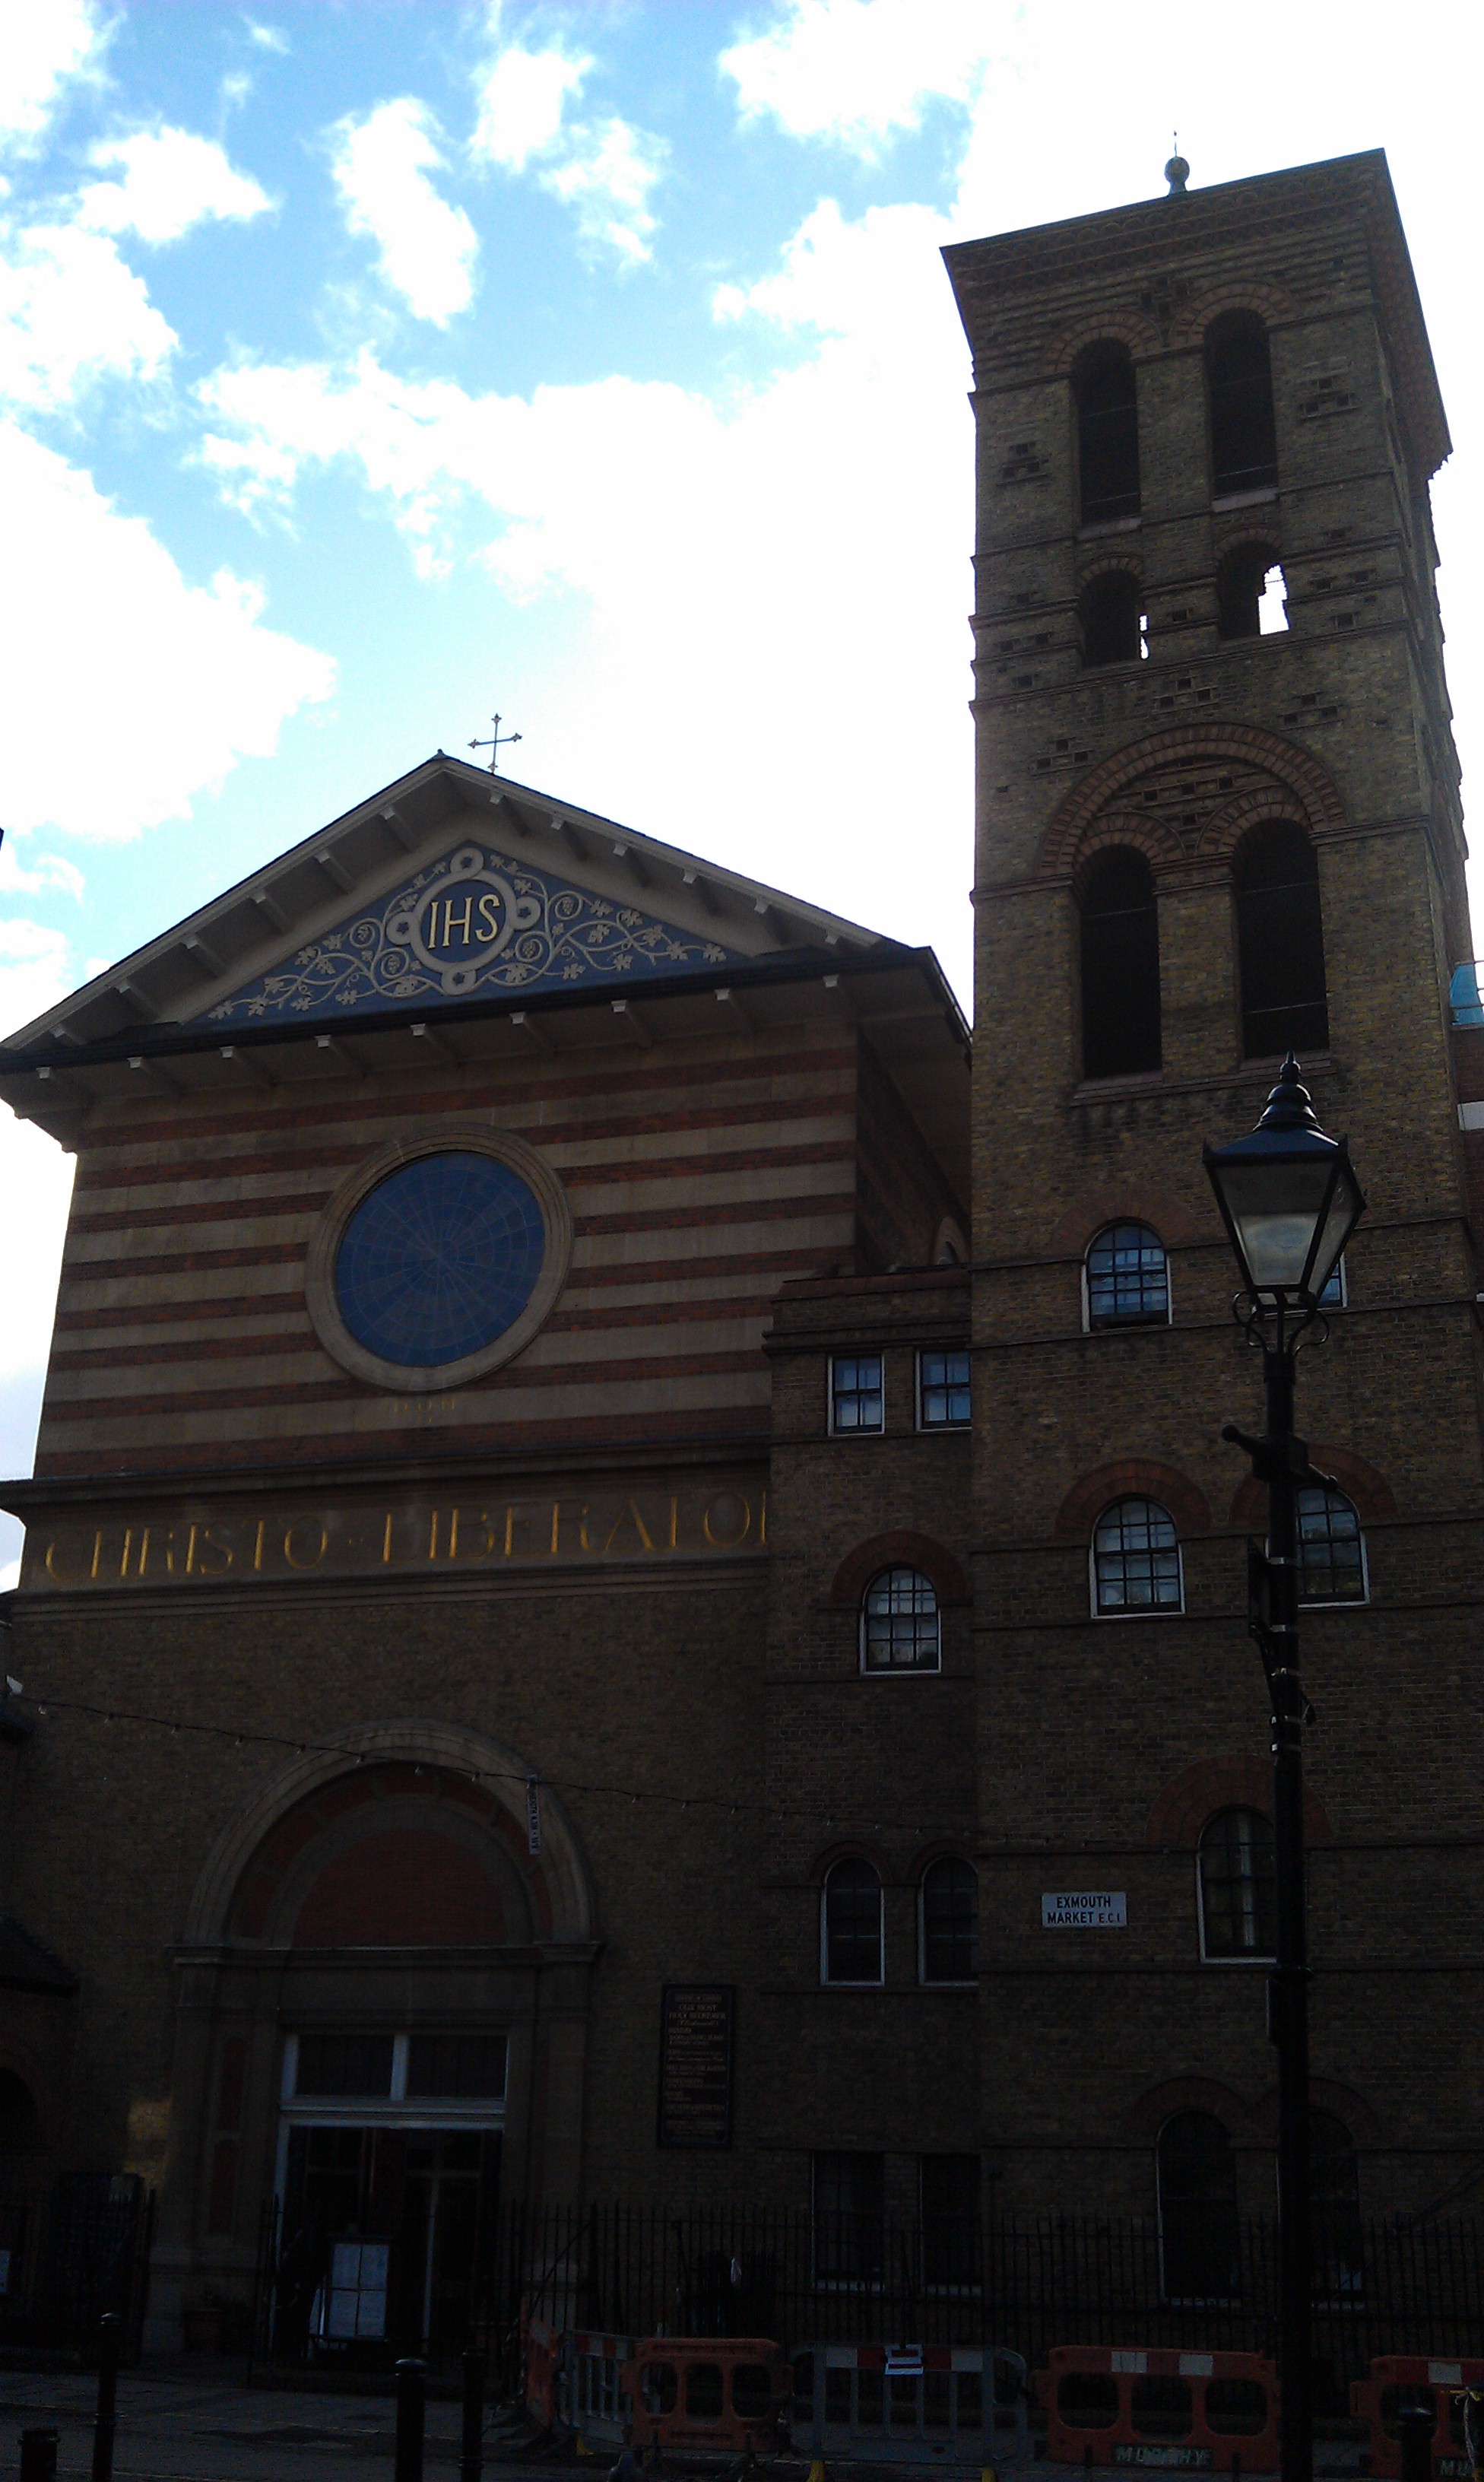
[1070,810,1188,884]
[1251,2077,1386,2147]
[1145,1754,1334,1849]
[1229,1443,1397,1529]
[829,1531,970,1608]
[813,1842,889,1886]
[1054,1459,1212,1543]
[184,1717,595,1948]
[1120,2077,1257,2146]
[1047,1182,1208,1255]
[1213,517,1284,559]
[1051,314,1163,376]
[1171,280,1298,348]
[1197,787,1311,865]
[1038,724,1347,878]
[1076,549,1143,586]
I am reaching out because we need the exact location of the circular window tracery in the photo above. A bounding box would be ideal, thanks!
[335,1151,546,1368]
[305,1125,572,1391]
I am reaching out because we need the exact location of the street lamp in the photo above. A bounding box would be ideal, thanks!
[1204,1055,1365,2482]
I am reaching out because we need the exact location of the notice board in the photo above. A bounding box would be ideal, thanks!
[657,1985,734,2148]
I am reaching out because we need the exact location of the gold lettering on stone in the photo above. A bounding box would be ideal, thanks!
[282,1516,329,1571]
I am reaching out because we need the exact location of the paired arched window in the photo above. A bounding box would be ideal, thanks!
[1198,1809,1276,1960]
[1296,1486,1367,1604]
[821,1858,883,1985]
[1092,1498,1182,1614]
[1217,542,1286,639]
[1235,823,1329,1058]
[1074,342,1140,524]
[1158,2112,1239,2301]
[861,1567,940,1672]
[1080,847,1161,1081]
[1080,572,1144,668]
[921,1857,978,1983]
[1207,312,1278,497]
[1085,1223,1170,1329]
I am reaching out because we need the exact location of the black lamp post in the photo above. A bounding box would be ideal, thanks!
[1203,1055,1365,2482]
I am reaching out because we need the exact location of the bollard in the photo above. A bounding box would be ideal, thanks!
[1396,2402,1435,2482]
[20,2430,59,2482]
[395,2358,426,2482]
[461,2344,485,2482]
[92,2311,122,2482]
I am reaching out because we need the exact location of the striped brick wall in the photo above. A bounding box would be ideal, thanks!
[36,1021,861,1477]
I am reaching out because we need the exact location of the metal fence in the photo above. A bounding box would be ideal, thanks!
[0,2173,154,2358]
[251,2200,1482,2407]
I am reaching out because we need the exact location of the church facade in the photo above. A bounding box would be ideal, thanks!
[1,148,1481,2357]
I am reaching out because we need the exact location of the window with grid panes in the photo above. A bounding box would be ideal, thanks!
[1092,1499,1181,1613]
[921,1856,978,1982]
[813,2150,884,2284]
[861,1567,940,1671]
[821,1858,883,1983]
[1197,1809,1276,1959]
[918,1347,970,1427]
[1296,1487,1366,1604]
[1085,1223,1169,1327]
[830,1353,883,1433]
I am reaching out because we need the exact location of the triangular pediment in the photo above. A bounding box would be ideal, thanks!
[1,754,889,1057]
[202,833,745,1030]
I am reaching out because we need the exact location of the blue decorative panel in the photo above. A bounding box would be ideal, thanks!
[205,840,740,1025]
[335,1151,546,1367]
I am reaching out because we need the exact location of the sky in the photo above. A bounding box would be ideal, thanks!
[0,0,1479,1573]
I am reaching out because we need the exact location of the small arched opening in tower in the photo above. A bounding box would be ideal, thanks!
[1217,543,1288,638]
[1079,846,1162,1081]
[1073,342,1140,525]
[1207,311,1279,497]
[1233,822,1329,1058]
[1080,572,1146,667]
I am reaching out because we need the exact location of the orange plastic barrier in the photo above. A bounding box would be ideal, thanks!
[624,2336,789,2453]
[524,2312,562,2433]
[1038,2345,1279,2471]
[1350,2356,1484,2480]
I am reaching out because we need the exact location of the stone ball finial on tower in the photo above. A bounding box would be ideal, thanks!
[1165,145,1190,195]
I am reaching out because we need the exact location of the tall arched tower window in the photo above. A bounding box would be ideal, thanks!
[1234,823,1328,1058]
[1073,343,1140,524]
[1207,311,1279,496]
[1080,848,1161,1079]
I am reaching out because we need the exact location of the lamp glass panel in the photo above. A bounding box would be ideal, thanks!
[1217,1156,1333,1292]
[1308,1165,1361,1299]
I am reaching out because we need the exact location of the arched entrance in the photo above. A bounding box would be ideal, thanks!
[153,1722,597,2360]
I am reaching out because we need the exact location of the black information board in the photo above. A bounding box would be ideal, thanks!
[657,1984,734,2148]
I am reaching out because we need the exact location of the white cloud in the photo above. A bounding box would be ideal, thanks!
[721,0,998,155]
[246,21,290,52]
[470,34,664,265]
[0,421,337,842]
[0,845,84,903]
[0,0,105,151]
[330,99,478,325]
[541,117,665,267]
[471,41,590,173]
[0,219,176,411]
[78,128,274,244]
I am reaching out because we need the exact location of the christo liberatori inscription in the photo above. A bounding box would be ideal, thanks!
[29,1483,765,1592]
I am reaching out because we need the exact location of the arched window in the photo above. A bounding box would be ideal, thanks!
[1197,1809,1276,1959]
[1085,1223,1169,1328]
[920,1857,978,1983]
[1217,544,1287,639]
[1296,1487,1367,1604]
[861,1567,940,1672]
[1158,2112,1239,2301]
[821,1858,883,1985]
[1080,573,1144,667]
[1074,342,1140,524]
[1311,2112,1363,2298]
[1235,824,1328,1058]
[1092,1499,1181,1614]
[1207,312,1278,497]
[1080,848,1161,1081]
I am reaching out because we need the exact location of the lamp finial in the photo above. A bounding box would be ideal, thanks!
[1254,1052,1322,1135]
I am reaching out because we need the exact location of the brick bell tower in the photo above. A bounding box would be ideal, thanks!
[944,155,1484,2223]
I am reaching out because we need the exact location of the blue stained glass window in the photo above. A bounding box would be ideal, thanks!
[335,1151,547,1368]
